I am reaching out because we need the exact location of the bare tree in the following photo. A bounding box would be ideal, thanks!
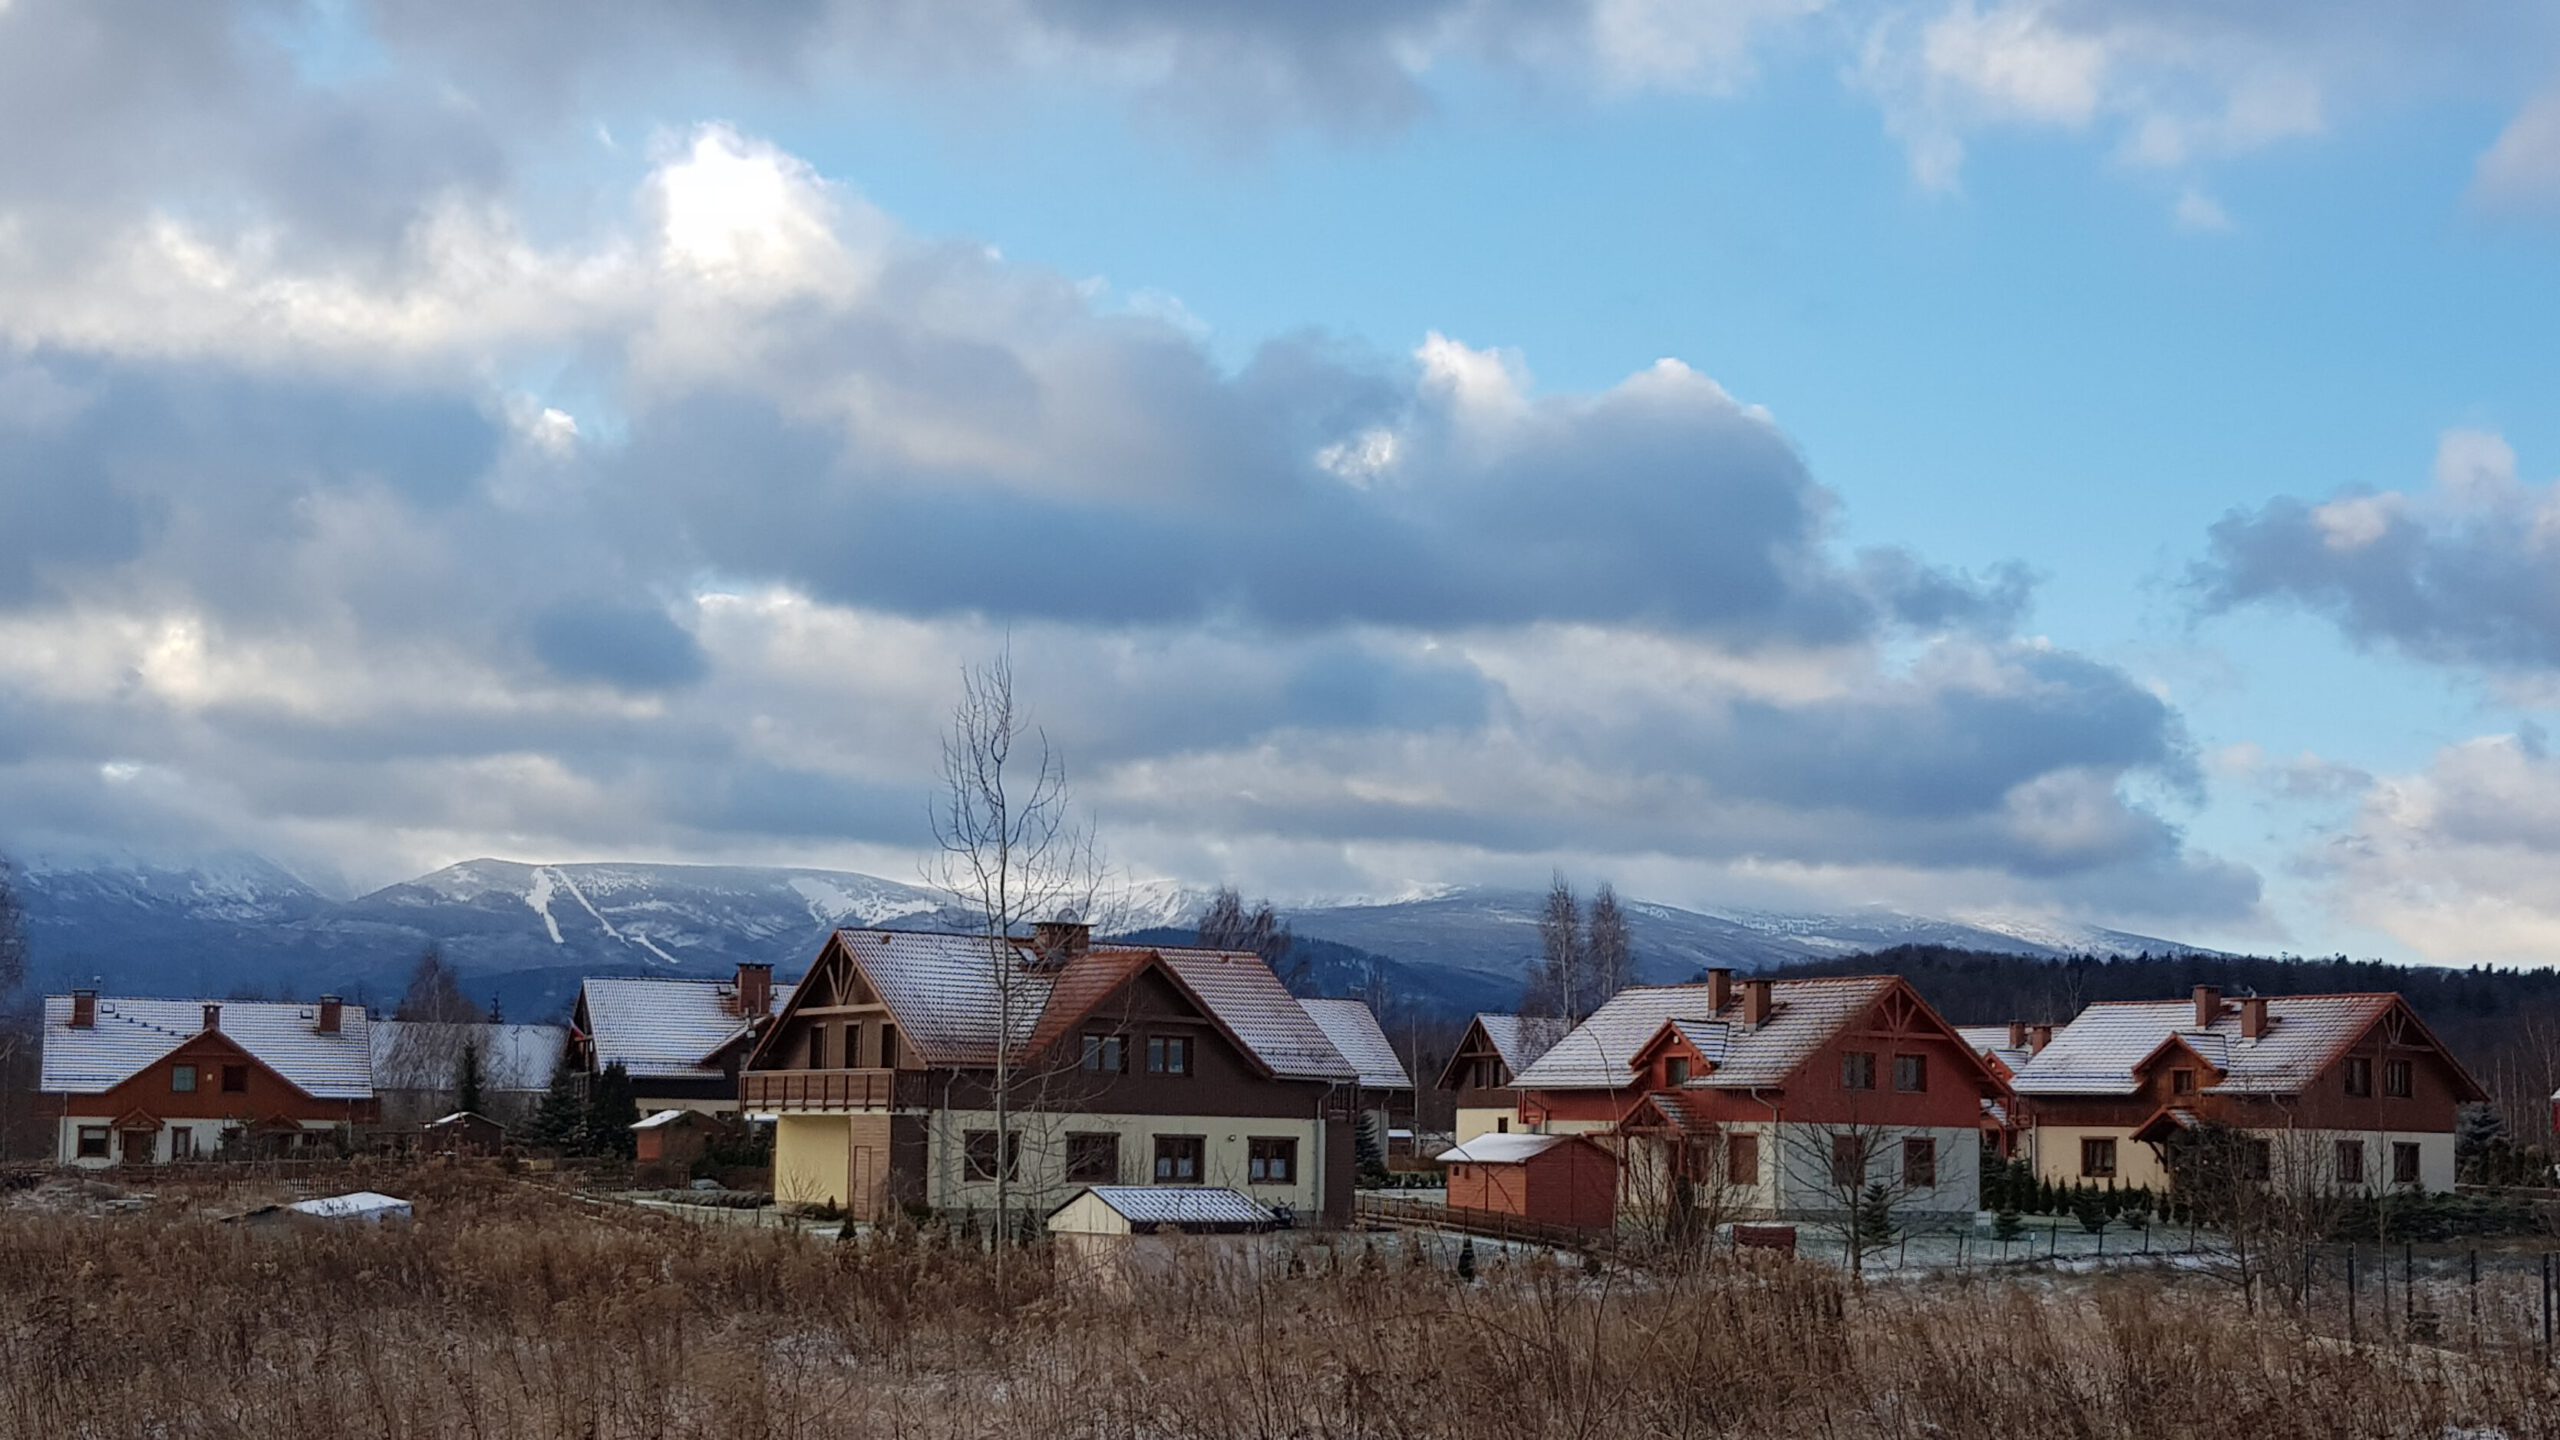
[1780,1116,1942,1283]
[1197,887,1297,982]
[1527,873,1586,1021]
[0,858,31,1162]
[1585,883,1632,1007]
[396,944,480,1023]
[2166,1116,2354,1312]
[0,857,26,1000]
[929,651,1102,1266]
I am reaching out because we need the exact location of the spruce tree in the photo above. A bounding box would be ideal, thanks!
[584,1061,640,1158]
[454,1040,485,1117]
[524,1050,586,1153]
[1457,1236,1478,1283]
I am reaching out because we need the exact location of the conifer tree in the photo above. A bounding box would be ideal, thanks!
[454,1040,485,1117]
[583,1061,640,1157]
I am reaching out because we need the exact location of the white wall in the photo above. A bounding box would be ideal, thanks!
[921,1108,1330,1222]
[55,1117,341,1167]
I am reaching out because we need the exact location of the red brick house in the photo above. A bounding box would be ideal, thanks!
[40,991,377,1166]
[1508,970,2007,1221]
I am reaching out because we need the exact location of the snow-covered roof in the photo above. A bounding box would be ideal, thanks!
[1297,998,1412,1091]
[826,930,1357,1083]
[2012,995,2398,1098]
[1474,1014,1573,1075]
[1954,1025,2035,1075]
[424,1111,495,1127]
[630,1109,697,1130]
[1510,978,1900,1092]
[1438,1133,1582,1164]
[1056,1185,1275,1230]
[577,977,794,1081]
[371,1022,567,1092]
[287,1191,411,1221]
[40,995,374,1100]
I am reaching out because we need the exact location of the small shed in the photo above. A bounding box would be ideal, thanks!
[1048,1187,1278,1294]
[1439,1132,1617,1231]
[423,1111,506,1156]
[632,1109,717,1165]
[260,1191,413,1226]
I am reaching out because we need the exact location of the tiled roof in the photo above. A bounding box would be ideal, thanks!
[2011,995,2395,1098]
[579,977,795,1081]
[1954,1025,2034,1075]
[1510,978,1899,1092]
[1439,1133,1578,1164]
[1058,1185,1275,1229]
[371,1022,567,1092]
[1666,1019,1733,1064]
[830,930,1355,1083]
[40,995,374,1101]
[1475,1014,1573,1074]
[1298,998,1413,1091]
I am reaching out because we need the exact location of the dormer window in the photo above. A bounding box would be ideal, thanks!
[2345,1057,2373,1097]
[1665,1056,1691,1085]
[2384,1059,2413,1098]
[2171,1068,2196,1095]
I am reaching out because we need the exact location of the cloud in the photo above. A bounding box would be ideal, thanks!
[2195,429,2560,674]
[2314,732,2560,963]
[0,20,2251,930]
[2474,86,2560,212]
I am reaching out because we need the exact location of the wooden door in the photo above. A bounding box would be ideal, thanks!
[849,1145,880,1223]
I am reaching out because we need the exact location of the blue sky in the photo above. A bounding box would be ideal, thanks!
[5,2,2560,964]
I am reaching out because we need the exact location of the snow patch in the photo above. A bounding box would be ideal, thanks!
[525,868,565,945]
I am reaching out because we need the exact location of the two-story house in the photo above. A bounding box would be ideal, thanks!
[2011,985,2485,1194]
[1434,1013,1572,1144]
[1507,969,2006,1222]
[40,991,376,1166]
[741,923,1361,1226]
[570,964,793,1116]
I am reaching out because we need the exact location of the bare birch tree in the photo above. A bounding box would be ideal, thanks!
[929,651,1101,1265]
[0,858,29,1162]
[1528,873,1586,1022]
[1197,888,1297,981]
[1585,883,1632,1008]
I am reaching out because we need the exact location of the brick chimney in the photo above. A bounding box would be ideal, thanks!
[1740,978,1774,1029]
[315,995,342,1035]
[2007,1020,2028,1050]
[201,1002,221,1033]
[1706,967,1734,1013]
[2193,985,2222,1029]
[69,989,96,1029]
[2240,995,2269,1041]
[1033,919,1092,964]
[735,962,774,1018]
[2029,1023,2054,1054]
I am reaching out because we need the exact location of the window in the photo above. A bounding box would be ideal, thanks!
[220,1064,248,1094]
[1249,1137,1298,1185]
[2335,1139,2365,1186]
[2384,1059,2413,1099]
[1902,1137,1937,1188]
[1664,1056,1691,1086]
[2393,1142,2422,1185]
[879,1026,898,1070]
[1725,1132,1759,1186]
[1066,1131,1119,1184]
[962,1129,1019,1182]
[1147,1035,1193,1076]
[2344,1056,2373,1097]
[1153,1134,1205,1183]
[2171,1068,2196,1095]
[76,1126,109,1159]
[1894,1054,1928,1093]
[1830,1134,1866,1188]
[2080,1138,2117,1178]
[1495,1117,1510,1134]
[807,1025,828,1070]
[171,1064,197,1094]
[1082,1033,1126,1074]
[169,1127,194,1161]
[1841,1052,1877,1091]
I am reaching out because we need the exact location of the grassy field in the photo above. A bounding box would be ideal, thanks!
[0,1166,2550,1438]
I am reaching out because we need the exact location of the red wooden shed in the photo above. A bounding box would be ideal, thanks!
[1438,1132,1617,1231]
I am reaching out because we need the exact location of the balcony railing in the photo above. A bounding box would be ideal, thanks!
[741,1068,914,1113]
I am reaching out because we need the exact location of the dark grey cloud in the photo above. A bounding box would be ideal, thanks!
[530,601,708,692]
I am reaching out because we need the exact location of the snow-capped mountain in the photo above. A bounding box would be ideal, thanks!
[5,853,2205,1020]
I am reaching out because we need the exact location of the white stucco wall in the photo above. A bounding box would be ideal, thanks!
[55,1116,340,1168]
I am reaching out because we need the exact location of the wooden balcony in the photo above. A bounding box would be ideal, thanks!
[741,1068,918,1113]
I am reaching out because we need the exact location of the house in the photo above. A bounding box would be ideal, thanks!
[422,1111,506,1156]
[1507,969,2005,1224]
[570,964,794,1116]
[741,923,1361,1227]
[2010,986,2486,1194]
[1434,1013,1573,1144]
[1438,1132,1617,1230]
[1297,997,1413,1164]
[40,990,376,1167]
[1955,1022,2052,1160]
[370,1021,569,1126]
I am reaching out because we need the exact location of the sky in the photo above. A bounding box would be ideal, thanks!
[3,1,2560,964]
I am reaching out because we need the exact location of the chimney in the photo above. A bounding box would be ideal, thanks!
[316,995,342,1035]
[201,1002,221,1034]
[1740,978,1774,1029]
[1033,919,1093,964]
[2007,1020,2028,1051]
[735,962,774,1018]
[69,989,97,1029]
[1706,967,1734,1013]
[2193,985,2222,1029]
[2029,1023,2054,1054]
[2240,995,2269,1042]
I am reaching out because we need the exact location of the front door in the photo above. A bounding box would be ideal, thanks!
[119,1128,156,1165]
[848,1145,881,1222]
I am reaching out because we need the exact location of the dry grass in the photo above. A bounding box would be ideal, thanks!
[0,1168,2552,1439]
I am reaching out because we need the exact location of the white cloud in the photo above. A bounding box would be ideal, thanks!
[2172,186,2231,233]
[2474,86,2560,212]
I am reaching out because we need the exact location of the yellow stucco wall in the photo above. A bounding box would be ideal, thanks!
[2027,1124,2458,1195]
[923,1109,1330,1220]
[1453,1106,1519,1144]
[774,1113,853,1209]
